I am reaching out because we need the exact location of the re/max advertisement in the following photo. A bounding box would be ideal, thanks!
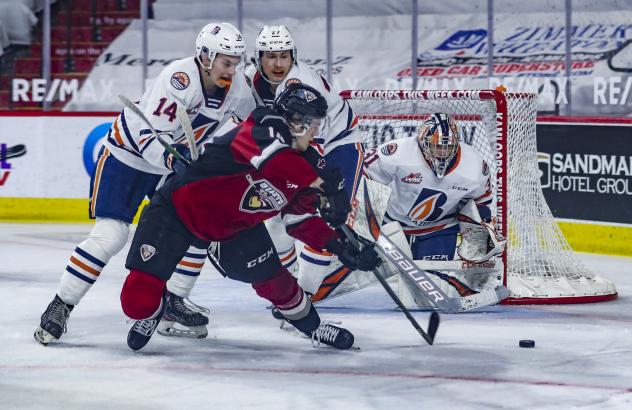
[537,120,632,225]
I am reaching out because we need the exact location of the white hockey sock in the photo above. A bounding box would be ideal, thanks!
[298,246,335,295]
[278,245,298,275]
[166,246,206,298]
[58,218,129,305]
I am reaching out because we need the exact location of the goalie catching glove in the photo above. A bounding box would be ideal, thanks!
[325,233,381,272]
[317,168,351,227]
[457,200,506,263]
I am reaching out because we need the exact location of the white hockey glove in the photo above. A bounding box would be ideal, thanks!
[457,201,505,263]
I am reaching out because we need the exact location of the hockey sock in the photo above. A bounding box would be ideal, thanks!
[297,245,334,295]
[121,269,166,320]
[166,246,206,298]
[252,267,312,323]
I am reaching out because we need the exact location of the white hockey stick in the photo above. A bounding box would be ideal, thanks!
[176,106,199,161]
[349,178,509,313]
[118,95,190,165]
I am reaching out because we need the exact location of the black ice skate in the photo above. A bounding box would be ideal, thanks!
[311,323,355,350]
[156,291,209,339]
[34,295,74,345]
[127,296,167,351]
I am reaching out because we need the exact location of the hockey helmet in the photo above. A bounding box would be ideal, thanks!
[274,83,327,137]
[255,25,297,75]
[195,22,246,70]
[418,113,460,178]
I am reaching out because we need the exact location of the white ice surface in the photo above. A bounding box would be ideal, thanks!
[1,222,631,410]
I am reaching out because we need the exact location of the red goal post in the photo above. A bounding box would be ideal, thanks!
[341,89,617,304]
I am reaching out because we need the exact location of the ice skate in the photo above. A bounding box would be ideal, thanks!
[34,295,74,345]
[311,322,355,350]
[157,291,209,338]
[127,296,166,351]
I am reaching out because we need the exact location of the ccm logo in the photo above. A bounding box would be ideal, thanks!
[385,247,445,302]
[247,248,274,268]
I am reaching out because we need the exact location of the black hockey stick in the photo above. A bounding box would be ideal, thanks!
[339,224,440,345]
[1,144,26,160]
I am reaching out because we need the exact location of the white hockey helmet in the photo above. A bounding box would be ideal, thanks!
[418,113,460,179]
[195,22,246,70]
[254,25,297,73]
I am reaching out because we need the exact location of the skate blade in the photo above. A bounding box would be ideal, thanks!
[156,321,208,339]
[34,327,57,345]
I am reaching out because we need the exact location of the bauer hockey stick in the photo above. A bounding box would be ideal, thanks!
[339,224,440,345]
[118,95,191,165]
[350,178,509,314]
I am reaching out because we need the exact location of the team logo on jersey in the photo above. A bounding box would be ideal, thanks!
[407,188,448,225]
[401,173,423,184]
[170,72,190,90]
[381,143,398,156]
[240,177,287,213]
[285,78,302,86]
[140,244,156,262]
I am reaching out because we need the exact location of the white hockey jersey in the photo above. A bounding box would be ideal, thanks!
[105,57,255,174]
[248,60,362,154]
[364,137,493,236]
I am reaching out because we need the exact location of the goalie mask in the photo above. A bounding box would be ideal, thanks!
[255,25,297,82]
[418,113,460,179]
[274,83,327,142]
[195,22,246,70]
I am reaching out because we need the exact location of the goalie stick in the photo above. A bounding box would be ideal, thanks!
[118,95,190,165]
[0,144,26,160]
[339,225,439,345]
[349,178,509,314]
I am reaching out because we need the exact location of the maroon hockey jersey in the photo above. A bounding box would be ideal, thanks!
[168,107,338,250]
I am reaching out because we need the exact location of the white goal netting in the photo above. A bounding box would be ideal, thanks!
[342,89,617,304]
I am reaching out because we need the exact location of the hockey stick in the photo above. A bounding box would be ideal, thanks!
[118,95,191,165]
[339,225,439,345]
[350,178,509,314]
[176,106,199,161]
[0,144,26,160]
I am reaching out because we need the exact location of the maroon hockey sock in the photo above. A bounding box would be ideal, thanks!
[120,269,166,320]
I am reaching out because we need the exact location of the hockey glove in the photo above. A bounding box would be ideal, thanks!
[326,235,381,272]
[163,143,192,174]
[318,168,350,227]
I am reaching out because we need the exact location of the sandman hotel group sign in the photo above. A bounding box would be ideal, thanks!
[537,120,632,224]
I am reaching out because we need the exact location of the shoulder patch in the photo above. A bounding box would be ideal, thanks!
[381,143,398,156]
[482,160,489,176]
[285,78,302,86]
[170,72,190,90]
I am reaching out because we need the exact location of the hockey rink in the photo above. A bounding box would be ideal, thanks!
[1,222,631,409]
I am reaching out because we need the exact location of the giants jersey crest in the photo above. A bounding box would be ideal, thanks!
[240,175,288,213]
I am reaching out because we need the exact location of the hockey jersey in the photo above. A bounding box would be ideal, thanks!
[105,57,256,174]
[364,137,493,236]
[164,107,338,250]
[248,60,362,154]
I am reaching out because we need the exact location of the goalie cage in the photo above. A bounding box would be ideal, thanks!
[341,89,617,304]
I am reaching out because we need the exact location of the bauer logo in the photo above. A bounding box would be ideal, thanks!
[435,30,487,51]
[537,152,551,189]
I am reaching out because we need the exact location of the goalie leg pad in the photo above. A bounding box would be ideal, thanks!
[121,269,166,320]
[457,201,505,263]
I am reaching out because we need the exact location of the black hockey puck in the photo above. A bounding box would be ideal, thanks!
[519,339,535,348]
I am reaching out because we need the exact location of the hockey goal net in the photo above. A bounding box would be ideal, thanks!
[341,89,617,304]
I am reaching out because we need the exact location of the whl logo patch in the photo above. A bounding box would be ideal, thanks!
[140,244,156,262]
[401,173,423,184]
